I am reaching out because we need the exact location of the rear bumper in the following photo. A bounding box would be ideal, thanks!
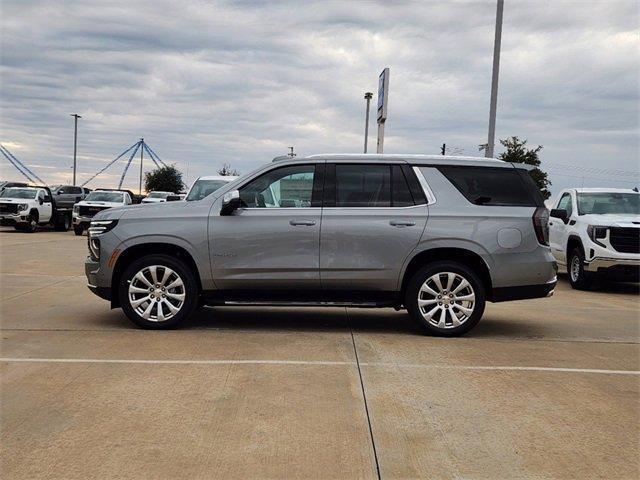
[491,277,557,302]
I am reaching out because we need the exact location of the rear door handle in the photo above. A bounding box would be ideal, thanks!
[390,220,416,227]
[289,219,316,226]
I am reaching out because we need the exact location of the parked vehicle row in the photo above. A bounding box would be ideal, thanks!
[0,186,74,232]
[84,154,558,335]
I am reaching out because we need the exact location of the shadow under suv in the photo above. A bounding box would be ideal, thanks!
[85,154,557,336]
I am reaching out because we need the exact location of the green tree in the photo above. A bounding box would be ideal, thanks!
[498,136,551,199]
[218,163,239,176]
[144,165,184,193]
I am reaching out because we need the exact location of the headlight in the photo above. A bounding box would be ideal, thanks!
[18,203,28,211]
[587,225,608,247]
[88,219,118,236]
[88,237,100,261]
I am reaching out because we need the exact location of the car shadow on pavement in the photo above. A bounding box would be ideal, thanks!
[557,273,640,295]
[186,306,423,335]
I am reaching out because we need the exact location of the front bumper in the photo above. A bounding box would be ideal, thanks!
[584,257,640,272]
[73,215,92,227]
[0,213,28,226]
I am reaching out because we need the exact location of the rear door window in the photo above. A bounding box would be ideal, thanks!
[437,166,542,207]
[335,164,390,207]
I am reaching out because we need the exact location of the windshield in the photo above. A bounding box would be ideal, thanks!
[186,179,229,201]
[147,192,170,198]
[577,192,640,215]
[86,192,124,203]
[0,188,37,199]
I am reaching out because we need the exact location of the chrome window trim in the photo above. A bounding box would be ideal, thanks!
[413,166,437,205]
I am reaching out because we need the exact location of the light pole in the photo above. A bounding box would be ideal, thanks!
[138,138,144,194]
[363,92,373,153]
[70,114,81,185]
[486,0,504,158]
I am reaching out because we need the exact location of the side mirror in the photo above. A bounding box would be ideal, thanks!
[220,189,242,216]
[57,190,64,195]
[550,208,568,223]
[38,198,44,205]
[165,195,181,202]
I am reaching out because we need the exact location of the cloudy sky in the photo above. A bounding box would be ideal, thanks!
[1,0,638,194]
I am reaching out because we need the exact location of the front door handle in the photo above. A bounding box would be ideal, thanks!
[390,220,416,227]
[289,219,316,226]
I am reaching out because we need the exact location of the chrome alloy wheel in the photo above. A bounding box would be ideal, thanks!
[570,255,581,283]
[418,272,476,329]
[128,265,186,322]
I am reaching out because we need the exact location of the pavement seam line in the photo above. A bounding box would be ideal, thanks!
[345,308,382,480]
[2,275,83,301]
[0,358,638,375]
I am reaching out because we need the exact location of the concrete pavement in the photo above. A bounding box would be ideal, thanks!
[1,229,638,479]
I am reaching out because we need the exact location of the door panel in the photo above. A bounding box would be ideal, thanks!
[320,206,427,291]
[210,207,321,289]
[549,193,572,264]
[209,163,321,290]
[320,163,428,291]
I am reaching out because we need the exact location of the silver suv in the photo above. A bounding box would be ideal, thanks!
[85,154,557,335]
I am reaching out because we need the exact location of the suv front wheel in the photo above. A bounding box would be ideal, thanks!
[119,254,198,329]
[406,261,485,336]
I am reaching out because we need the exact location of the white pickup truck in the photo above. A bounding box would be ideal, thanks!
[73,189,133,235]
[0,186,73,232]
[549,188,639,289]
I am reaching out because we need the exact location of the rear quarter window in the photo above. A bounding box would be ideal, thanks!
[437,166,543,207]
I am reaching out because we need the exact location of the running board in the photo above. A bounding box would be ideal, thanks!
[201,289,400,309]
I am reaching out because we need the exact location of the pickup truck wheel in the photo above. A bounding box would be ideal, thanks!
[73,226,84,236]
[406,261,485,336]
[119,254,198,329]
[25,213,38,233]
[54,213,71,231]
[568,248,594,290]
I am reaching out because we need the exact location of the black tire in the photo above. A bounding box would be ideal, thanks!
[54,212,71,232]
[14,225,26,232]
[73,225,84,236]
[119,254,199,329]
[405,261,486,336]
[25,212,38,233]
[568,247,594,290]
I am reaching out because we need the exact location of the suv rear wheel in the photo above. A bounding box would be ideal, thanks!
[406,261,485,336]
[119,254,198,329]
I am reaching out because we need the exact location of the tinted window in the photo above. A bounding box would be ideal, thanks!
[392,165,415,207]
[438,166,539,207]
[557,193,573,216]
[336,164,390,207]
[240,165,315,208]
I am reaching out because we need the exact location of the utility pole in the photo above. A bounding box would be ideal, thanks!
[70,114,81,185]
[441,143,446,155]
[486,0,504,158]
[363,92,373,153]
[138,138,144,194]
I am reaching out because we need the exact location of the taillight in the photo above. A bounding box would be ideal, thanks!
[532,207,549,246]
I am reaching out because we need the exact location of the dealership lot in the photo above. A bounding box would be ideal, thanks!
[1,229,638,479]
